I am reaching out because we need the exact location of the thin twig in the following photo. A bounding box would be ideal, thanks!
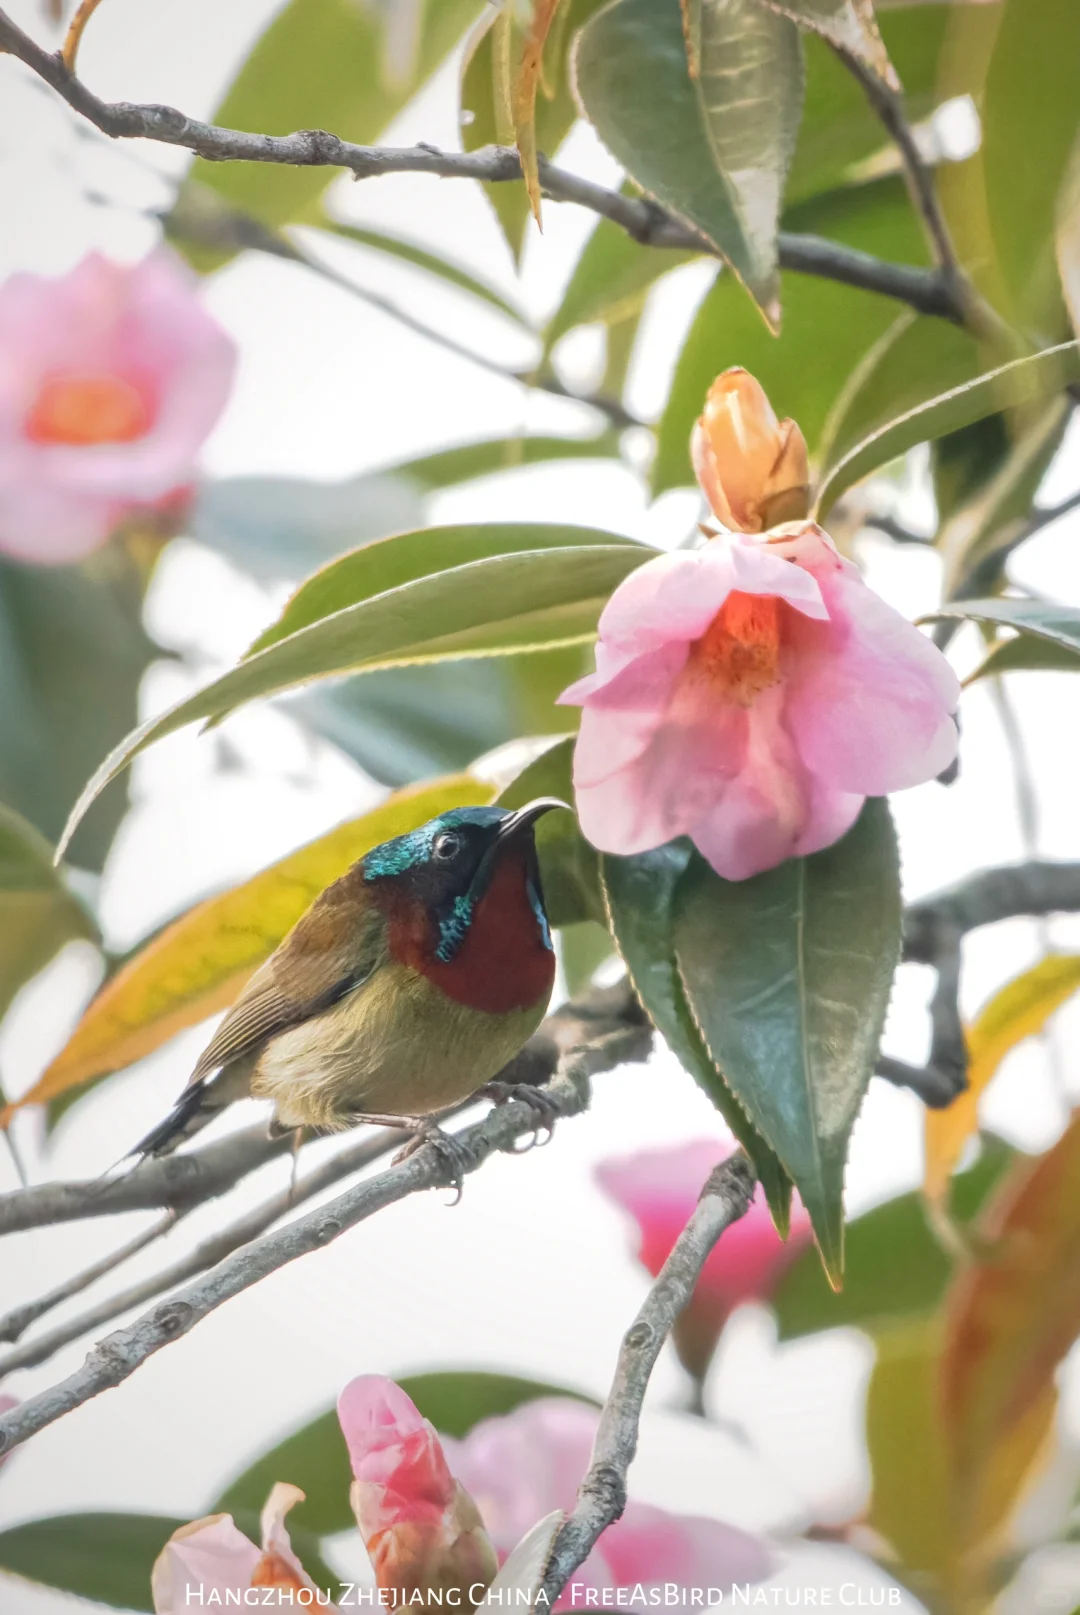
[539,1154,757,1605]
[0,7,963,323]
[59,0,105,71]
[0,1127,407,1376]
[0,1209,178,1345]
[0,990,651,1458]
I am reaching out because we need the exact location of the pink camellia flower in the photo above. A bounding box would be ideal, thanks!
[0,248,235,565]
[339,1375,498,1606]
[691,369,810,532]
[560,519,959,881]
[596,1139,813,1381]
[152,1483,337,1611]
[446,1397,772,1607]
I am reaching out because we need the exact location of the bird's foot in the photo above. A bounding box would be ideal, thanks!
[392,1119,471,1203]
[479,1080,560,1150]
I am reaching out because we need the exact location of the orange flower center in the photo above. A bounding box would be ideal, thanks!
[251,1551,307,1591]
[692,590,782,705]
[25,371,151,446]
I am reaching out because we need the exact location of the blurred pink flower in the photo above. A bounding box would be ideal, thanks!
[596,1139,813,1379]
[339,1375,498,1605]
[560,523,958,880]
[152,1483,336,1611]
[0,248,235,565]
[446,1397,772,1607]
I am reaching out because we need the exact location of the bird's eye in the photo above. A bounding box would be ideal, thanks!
[433,831,462,862]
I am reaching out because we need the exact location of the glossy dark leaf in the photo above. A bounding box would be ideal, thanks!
[573,0,803,320]
[772,1135,1017,1340]
[215,1370,596,1538]
[600,844,794,1232]
[0,1513,183,1611]
[923,598,1080,668]
[0,805,97,1028]
[673,801,902,1280]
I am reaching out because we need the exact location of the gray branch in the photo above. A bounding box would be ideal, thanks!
[539,1154,757,1606]
[0,7,962,323]
[0,985,651,1459]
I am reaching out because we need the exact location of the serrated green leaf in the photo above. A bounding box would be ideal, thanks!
[177,0,481,251]
[573,0,803,320]
[923,597,1080,668]
[815,341,1080,517]
[600,843,793,1232]
[215,1371,597,1538]
[672,801,902,1281]
[760,0,897,88]
[57,541,650,861]
[772,1135,1017,1341]
[0,805,97,1030]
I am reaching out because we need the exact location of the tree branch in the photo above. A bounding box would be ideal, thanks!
[0,7,963,323]
[539,1153,757,1606]
[0,985,651,1459]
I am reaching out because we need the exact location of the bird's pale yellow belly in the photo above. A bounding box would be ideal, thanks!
[248,959,548,1131]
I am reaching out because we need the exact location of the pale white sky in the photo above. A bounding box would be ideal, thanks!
[2,2,1080,1611]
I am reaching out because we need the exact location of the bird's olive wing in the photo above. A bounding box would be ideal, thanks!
[188,868,386,1082]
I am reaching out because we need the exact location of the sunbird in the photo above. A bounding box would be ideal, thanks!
[132,800,566,1162]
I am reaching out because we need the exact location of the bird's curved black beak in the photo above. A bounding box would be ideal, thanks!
[495,797,572,844]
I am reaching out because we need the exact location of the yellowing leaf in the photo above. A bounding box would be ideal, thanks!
[513,0,566,225]
[1,776,493,1125]
[925,953,1080,1205]
[941,1121,1080,1566]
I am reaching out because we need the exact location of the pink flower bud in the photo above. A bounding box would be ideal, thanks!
[0,249,235,565]
[559,518,959,880]
[339,1375,498,1607]
[597,1140,813,1379]
[691,369,810,532]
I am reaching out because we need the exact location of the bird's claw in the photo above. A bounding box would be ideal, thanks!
[392,1121,470,1203]
[480,1080,560,1151]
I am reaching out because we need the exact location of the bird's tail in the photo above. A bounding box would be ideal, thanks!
[128,1073,233,1161]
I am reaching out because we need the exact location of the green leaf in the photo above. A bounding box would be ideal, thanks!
[672,800,902,1281]
[653,177,926,493]
[545,214,700,349]
[815,341,1080,516]
[58,541,649,860]
[496,736,603,928]
[215,1371,597,1538]
[248,523,644,655]
[866,1324,953,1584]
[178,0,481,250]
[573,0,804,321]
[0,549,155,871]
[560,919,616,996]
[313,220,530,325]
[761,0,896,88]
[0,1512,185,1612]
[966,634,1080,685]
[0,805,97,1029]
[922,598,1080,670]
[600,843,794,1233]
[383,434,622,491]
[981,0,1080,330]
[772,1135,1017,1341]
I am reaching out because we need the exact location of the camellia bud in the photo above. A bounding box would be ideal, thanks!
[690,368,810,532]
[339,1376,498,1608]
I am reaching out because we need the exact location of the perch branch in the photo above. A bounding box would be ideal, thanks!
[0,7,966,324]
[0,985,650,1458]
[539,1153,757,1606]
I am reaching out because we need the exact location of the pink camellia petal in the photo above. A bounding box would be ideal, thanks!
[447,1397,771,1608]
[562,435,959,881]
[0,248,235,566]
[597,1139,813,1379]
[151,1515,263,1613]
[338,1375,497,1606]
